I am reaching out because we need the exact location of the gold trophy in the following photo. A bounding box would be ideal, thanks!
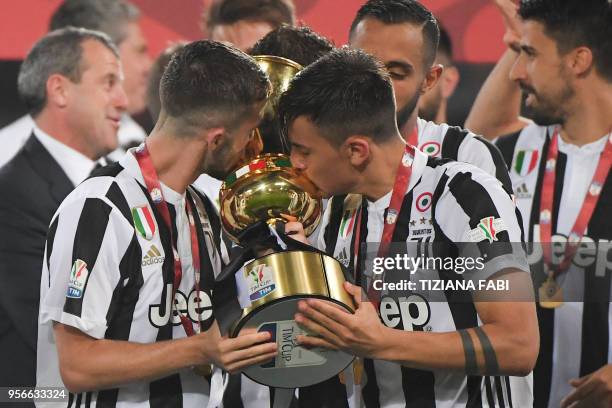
[218,56,355,388]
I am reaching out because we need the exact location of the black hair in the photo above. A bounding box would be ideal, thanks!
[160,40,269,134]
[249,24,334,154]
[278,47,397,147]
[205,0,295,32]
[437,24,453,64]
[146,42,186,121]
[349,0,440,69]
[250,24,334,67]
[519,0,612,82]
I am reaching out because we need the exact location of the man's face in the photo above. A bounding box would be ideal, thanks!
[65,39,128,159]
[204,104,264,180]
[210,20,274,51]
[350,18,427,130]
[510,20,574,125]
[288,116,358,198]
[118,21,152,114]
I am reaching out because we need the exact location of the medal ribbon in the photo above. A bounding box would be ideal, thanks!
[407,127,418,149]
[352,130,417,309]
[540,128,612,276]
[134,144,201,337]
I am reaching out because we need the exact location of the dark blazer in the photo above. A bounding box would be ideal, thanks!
[0,134,74,387]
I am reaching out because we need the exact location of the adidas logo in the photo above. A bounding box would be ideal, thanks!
[142,244,165,266]
[337,248,350,268]
[516,183,532,199]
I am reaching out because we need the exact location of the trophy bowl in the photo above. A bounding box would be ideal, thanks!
[218,154,356,388]
[217,55,355,388]
[220,153,322,243]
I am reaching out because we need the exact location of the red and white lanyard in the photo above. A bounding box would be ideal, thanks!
[539,128,612,276]
[407,127,418,149]
[352,130,417,308]
[134,144,201,337]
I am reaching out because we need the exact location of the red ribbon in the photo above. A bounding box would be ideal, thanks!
[134,144,201,337]
[352,130,418,308]
[540,128,612,276]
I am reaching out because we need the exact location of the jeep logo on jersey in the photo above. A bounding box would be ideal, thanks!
[67,259,89,298]
[131,206,156,240]
[149,284,213,329]
[527,229,612,278]
[379,294,431,331]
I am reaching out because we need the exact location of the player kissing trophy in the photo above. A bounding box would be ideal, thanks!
[215,55,355,388]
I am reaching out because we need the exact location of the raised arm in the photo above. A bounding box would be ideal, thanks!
[464,0,531,139]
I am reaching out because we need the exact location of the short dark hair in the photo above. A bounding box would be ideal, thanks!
[250,25,334,154]
[278,48,397,146]
[437,24,453,64]
[146,42,186,121]
[18,27,119,116]
[49,0,139,45]
[205,0,295,33]
[160,40,269,135]
[250,24,334,67]
[349,0,440,69]
[519,0,612,82]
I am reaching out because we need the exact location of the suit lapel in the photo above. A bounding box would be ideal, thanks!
[23,133,74,205]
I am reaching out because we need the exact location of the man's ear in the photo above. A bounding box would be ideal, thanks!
[441,65,460,99]
[46,74,70,109]
[420,63,443,95]
[343,136,371,167]
[568,46,594,78]
[204,127,226,148]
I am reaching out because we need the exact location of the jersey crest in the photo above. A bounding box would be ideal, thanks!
[131,205,156,240]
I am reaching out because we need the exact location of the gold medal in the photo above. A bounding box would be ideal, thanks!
[539,277,563,308]
[193,364,213,377]
[338,357,364,385]
[353,357,364,386]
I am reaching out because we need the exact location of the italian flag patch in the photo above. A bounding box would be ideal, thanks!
[131,206,156,240]
[514,150,539,177]
[339,209,358,239]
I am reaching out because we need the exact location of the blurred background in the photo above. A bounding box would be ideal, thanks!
[0,0,506,130]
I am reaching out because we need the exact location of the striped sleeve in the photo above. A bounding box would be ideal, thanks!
[455,133,514,194]
[435,163,529,281]
[39,195,136,339]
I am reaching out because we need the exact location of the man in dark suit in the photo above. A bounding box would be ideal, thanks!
[0,27,127,388]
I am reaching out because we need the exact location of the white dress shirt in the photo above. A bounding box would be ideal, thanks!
[0,113,146,167]
[33,126,96,187]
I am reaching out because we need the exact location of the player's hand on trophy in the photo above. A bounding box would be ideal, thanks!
[196,323,277,374]
[561,364,612,408]
[281,214,310,245]
[294,281,392,359]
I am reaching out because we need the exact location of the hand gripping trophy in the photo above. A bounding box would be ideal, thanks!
[216,55,355,388]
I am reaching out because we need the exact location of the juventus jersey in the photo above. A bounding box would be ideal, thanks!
[36,148,228,408]
[496,124,612,408]
[412,118,512,192]
[317,147,531,408]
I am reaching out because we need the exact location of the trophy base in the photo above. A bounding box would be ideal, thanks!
[232,295,355,388]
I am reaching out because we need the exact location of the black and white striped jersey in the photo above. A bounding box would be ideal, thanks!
[36,149,228,407]
[496,124,612,408]
[316,147,531,408]
[413,118,513,193]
